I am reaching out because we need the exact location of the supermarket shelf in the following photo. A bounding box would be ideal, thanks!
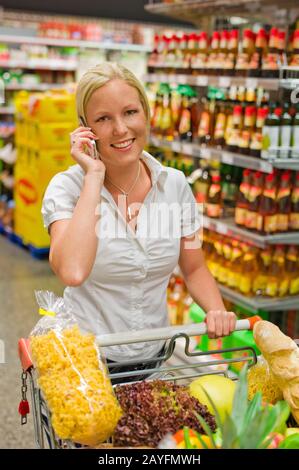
[5,83,70,91]
[0,34,151,53]
[145,0,299,24]
[0,59,78,71]
[144,72,280,91]
[202,215,299,248]
[149,136,299,173]
[218,284,299,313]
[0,106,14,114]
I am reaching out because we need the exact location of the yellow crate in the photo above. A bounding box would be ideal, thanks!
[28,121,77,150]
[29,90,76,122]
[14,148,74,248]
[15,117,27,147]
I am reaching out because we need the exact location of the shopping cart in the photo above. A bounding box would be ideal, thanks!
[18,316,260,449]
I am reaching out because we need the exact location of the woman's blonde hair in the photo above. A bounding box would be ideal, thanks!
[76,62,150,126]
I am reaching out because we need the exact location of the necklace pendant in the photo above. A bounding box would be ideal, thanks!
[127,205,132,221]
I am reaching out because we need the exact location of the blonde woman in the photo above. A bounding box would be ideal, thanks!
[42,62,236,376]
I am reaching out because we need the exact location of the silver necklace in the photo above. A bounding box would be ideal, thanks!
[105,161,141,221]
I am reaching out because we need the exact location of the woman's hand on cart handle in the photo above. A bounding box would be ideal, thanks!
[205,310,237,339]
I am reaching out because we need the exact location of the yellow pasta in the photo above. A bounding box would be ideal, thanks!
[247,359,283,404]
[30,325,122,446]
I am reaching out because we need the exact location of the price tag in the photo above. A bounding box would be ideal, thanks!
[222,152,233,165]
[178,74,187,84]
[199,148,210,159]
[216,222,228,235]
[259,160,273,173]
[219,77,231,88]
[245,78,258,89]
[172,141,181,153]
[196,75,208,87]
[182,143,192,155]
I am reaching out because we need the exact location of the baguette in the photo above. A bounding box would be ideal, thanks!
[253,320,299,424]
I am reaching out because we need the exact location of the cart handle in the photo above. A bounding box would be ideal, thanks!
[18,338,33,371]
[96,316,261,347]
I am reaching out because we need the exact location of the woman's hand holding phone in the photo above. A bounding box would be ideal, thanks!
[70,126,106,179]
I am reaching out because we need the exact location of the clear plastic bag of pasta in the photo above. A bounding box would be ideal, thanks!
[247,354,283,404]
[29,290,122,446]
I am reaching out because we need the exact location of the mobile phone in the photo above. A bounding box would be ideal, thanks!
[79,116,99,160]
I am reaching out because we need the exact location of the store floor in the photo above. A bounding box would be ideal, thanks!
[0,236,63,448]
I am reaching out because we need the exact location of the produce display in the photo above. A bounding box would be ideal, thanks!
[113,380,216,448]
[254,320,299,424]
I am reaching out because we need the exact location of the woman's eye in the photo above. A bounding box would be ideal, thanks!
[96,116,109,122]
[126,109,138,115]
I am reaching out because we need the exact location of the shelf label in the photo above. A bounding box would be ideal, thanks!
[222,152,233,165]
[196,76,208,87]
[259,160,273,173]
[219,77,231,88]
[245,78,258,89]
[216,222,228,235]
[200,148,211,159]
[182,143,192,155]
[172,141,181,153]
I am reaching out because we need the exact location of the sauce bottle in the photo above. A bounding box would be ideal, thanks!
[261,104,282,160]
[291,104,299,159]
[276,170,292,232]
[226,104,243,152]
[214,104,227,148]
[265,245,285,297]
[160,90,174,141]
[289,171,299,230]
[279,103,292,159]
[239,244,258,296]
[253,247,272,296]
[197,98,212,146]
[249,107,269,158]
[178,93,192,142]
[227,29,238,76]
[258,172,277,233]
[206,173,222,218]
[246,171,264,230]
[286,245,299,295]
[238,106,256,154]
[235,169,252,226]
[227,240,243,289]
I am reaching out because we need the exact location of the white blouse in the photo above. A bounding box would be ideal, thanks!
[42,151,201,361]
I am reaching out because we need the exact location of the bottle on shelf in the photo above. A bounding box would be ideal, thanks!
[206,173,222,218]
[225,104,243,152]
[291,104,299,159]
[279,103,292,159]
[197,98,213,146]
[258,171,277,234]
[289,172,299,231]
[253,246,272,296]
[213,103,227,148]
[207,31,220,76]
[276,170,292,232]
[249,107,269,158]
[261,104,282,160]
[227,240,243,289]
[160,90,174,141]
[235,29,255,77]
[193,163,211,205]
[178,92,192,142]
[286,245,299,295]
[235,169,252,227]
[248,28,268,78]
[226,30,239,76]
[265,245,285,297]
[245,171,264,231]
[238,105,256,155]
[239,244,258,296]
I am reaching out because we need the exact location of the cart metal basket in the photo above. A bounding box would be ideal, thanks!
[18,316,260,449]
